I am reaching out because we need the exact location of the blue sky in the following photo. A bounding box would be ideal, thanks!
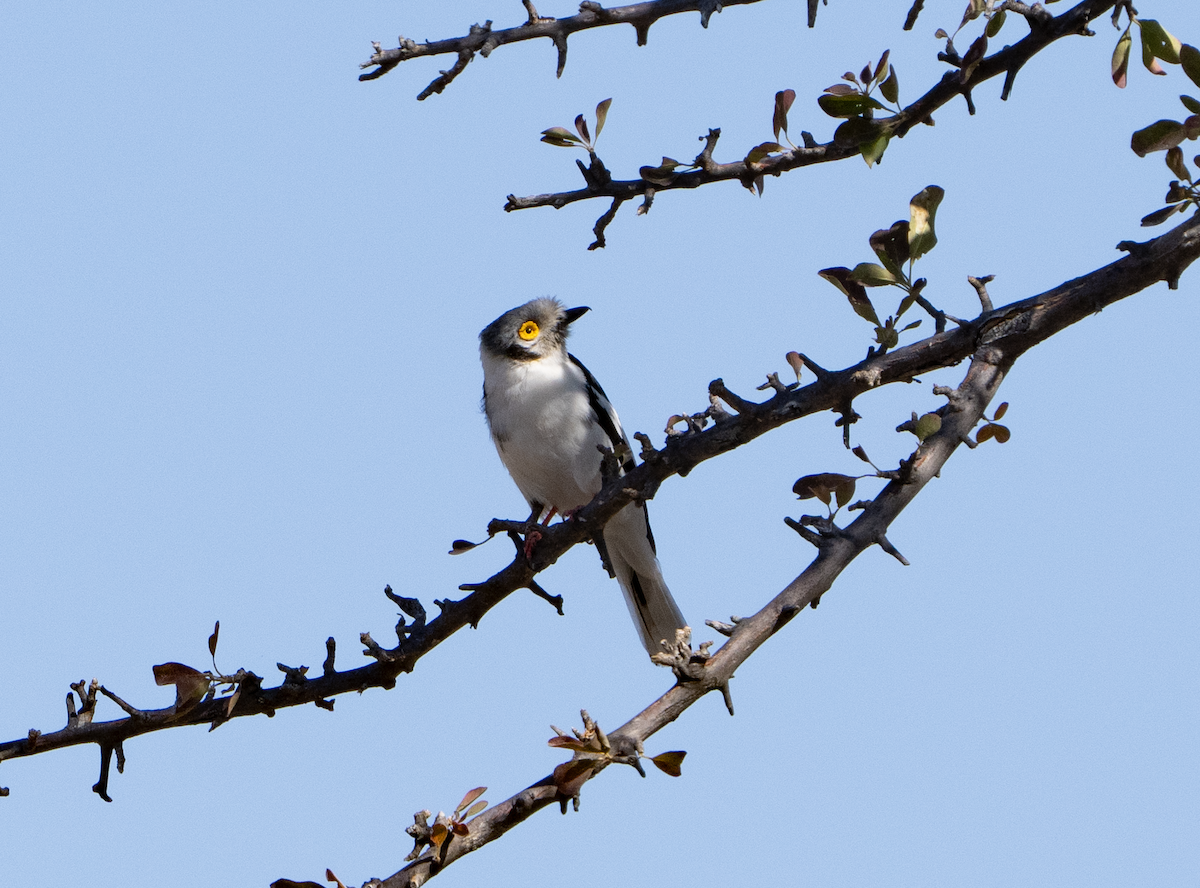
[4,3,1199,886]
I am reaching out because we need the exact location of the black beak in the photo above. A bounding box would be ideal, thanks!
[565,306,591,325]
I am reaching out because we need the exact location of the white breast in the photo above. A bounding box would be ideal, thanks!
[481,349,612,515]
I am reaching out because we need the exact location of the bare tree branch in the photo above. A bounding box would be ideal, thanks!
[359,0,782,93]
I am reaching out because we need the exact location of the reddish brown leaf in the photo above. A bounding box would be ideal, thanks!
[153,662,210,713]
[993,401,1009,420]
[651,750,687,777]
[456,786,487,814]
[208,621,220,658]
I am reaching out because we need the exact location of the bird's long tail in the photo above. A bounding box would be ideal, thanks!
[603,503,687,654]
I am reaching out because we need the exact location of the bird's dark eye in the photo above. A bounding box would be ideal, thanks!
[518,320,539,341]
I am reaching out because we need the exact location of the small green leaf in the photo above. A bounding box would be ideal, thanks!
[874,323,899,350]
[874,50,891,83]
[835,477,857,508]
[541,126,582,147]
[879,66,899,104]
[1139,20,1182,65]
[861,132,890,166]
[1182,95,1200,115]
[455,786,487,815]
[773,88,796,140]
[819,267,881,324]
[850,262,898,287]
[1140,203,1183,227]
[594,98,612,138]
[914,412,942,442]
[833,117,883,149]
[1182,44,1200,89]
[908,185,945,261]
[464,800,488,818]
[1112,28,1132,88]
[817,93,886,118]
[639,157,681,185]
[1131,119,1187,156]
[745,142,784,164]
[986,8,1006,38]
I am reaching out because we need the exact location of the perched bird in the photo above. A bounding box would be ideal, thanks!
[479,297,687,653]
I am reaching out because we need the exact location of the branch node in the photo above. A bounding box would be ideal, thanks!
[877,534,911,566]
[527,580,565,614]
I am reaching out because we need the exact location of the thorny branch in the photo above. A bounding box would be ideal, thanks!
[360,214,1200,887]
[7,206,1194,817]
[498,0,1117,245]
[360,1,781,94]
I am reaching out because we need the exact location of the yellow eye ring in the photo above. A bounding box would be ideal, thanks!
[518,320,539,341]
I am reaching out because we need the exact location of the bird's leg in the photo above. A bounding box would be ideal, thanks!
[523,502,546,560]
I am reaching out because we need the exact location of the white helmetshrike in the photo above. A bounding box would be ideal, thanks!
[479,297,686,653]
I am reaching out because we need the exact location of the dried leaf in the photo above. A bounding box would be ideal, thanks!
[824,83,858,96]
[993,401,1009,420]
[153,662,210,713]
[650,750,686,777]
[975,424,996,444]
[430,823,448,849]
[773,88,796,140]
[908,185,945,261]
[794,473,858,505]
[991,424,1011,443]
[786,351,804,382]
[208,621,220,658]
[270,880,324,888]
[852,445,870,463]
[450,539,480,554]
[326,870,348,888]
[548,735,593,752]
[452,822,469,837]
[574,113,590,144]
[835,477,857,508]
[594,98,612,138]
[1166,146,1190,181]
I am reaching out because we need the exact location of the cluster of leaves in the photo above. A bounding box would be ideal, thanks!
[540,98,612,152]
[817,49,900,167]
[818,186,944,354]
[152,621,246,721]
[1118,21,1200,226]
[974,401,1011,444]
[548,712,684,800]
[935,0,1010,67]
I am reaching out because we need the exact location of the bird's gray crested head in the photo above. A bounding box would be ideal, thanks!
[479,297,590,361]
